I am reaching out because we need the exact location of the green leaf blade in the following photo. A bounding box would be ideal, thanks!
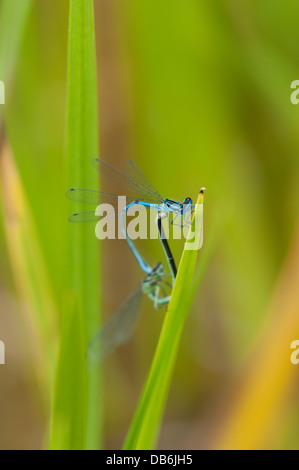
[50,0,101,450]
[124,192,205,450]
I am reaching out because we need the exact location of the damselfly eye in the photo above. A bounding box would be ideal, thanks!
[183,197,192,205]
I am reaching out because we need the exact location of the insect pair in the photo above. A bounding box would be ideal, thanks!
[67,160,194,362]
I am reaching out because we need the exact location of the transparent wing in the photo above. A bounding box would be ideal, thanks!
[66,189,120,205]
[125,160,162,201]
[67,188,149,222]
[87,286,143,364]
[93,159,163,203]
[66,188,147,206]
[68,211,102,223]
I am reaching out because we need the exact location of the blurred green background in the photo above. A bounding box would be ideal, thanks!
[0,0,299,449]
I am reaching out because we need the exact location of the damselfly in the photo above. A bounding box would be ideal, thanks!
[88,262,173,363]
[66,159,192,275]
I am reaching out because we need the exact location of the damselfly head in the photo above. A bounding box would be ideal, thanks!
[148,262,165,280]
[141,263,165,293]
[141,262,172,308]
[183,197,192,205]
